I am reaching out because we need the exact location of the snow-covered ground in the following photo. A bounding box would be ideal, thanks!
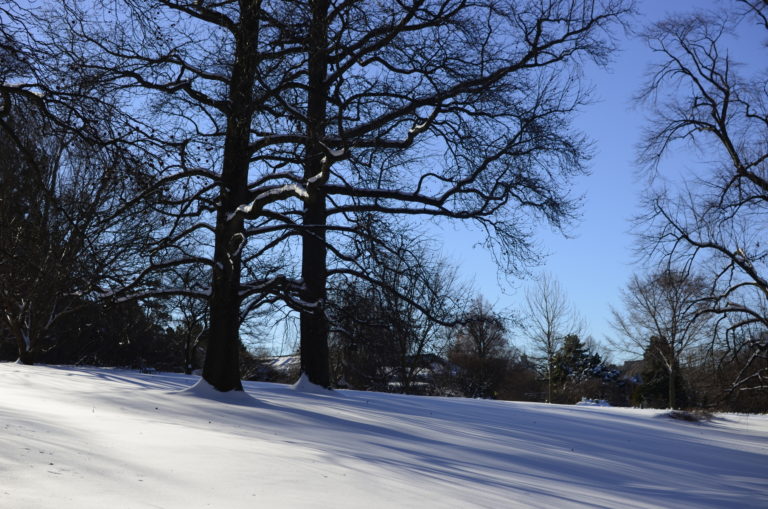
[1,363,766,508]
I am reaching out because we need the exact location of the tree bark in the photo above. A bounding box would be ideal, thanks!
[16,343,35,365]
[299,0,331,388]
[5,313,35,365]
[668,363,677,409]
[202,0,261,392]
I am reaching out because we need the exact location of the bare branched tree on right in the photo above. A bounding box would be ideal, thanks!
[636,0,768,399]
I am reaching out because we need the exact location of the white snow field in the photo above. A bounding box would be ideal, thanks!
[1,363,767,508]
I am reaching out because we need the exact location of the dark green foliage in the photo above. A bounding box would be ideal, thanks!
[547,334,634,405]
[551,335,601,398]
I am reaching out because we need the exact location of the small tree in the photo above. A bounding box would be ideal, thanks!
[328,233,460,393]
[632,336,688,409]
[550,334,602,402]
[166,267,209,374]
[611,269,710,408]
[329,281,394,390]
[448,298,513,399]
[522,274,584,403]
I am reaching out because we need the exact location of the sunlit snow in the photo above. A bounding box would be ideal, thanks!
[1,363,766,508]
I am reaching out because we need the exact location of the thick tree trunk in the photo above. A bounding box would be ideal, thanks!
[6,316,35,365]
[16,345,35,365]
[202,118,249,391]
[300,183,330,387]
[299,179,330,387]
[299,0,331,388]
[201,1,261,392]
[204,236,243,391]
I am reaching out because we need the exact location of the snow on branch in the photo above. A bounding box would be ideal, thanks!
[228,184,309,221]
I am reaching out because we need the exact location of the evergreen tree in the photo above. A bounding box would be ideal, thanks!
[551,334,601,402]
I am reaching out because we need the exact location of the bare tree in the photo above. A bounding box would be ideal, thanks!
[9,0,632,390]
[522,273,584,402]
[1,1,188,366]
[636,0,768,398]
[166,266,209,374]
[611,269,710,408]
[0,90,158,364]
[3,0,302,390]
[0,98,69,363]
[448,297,513,399]
[235,0,634,387]
[328,222,462,393]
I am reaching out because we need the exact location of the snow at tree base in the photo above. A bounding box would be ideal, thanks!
[2,364,767,508]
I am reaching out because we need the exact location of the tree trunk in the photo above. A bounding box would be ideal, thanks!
[202,1,261,392]
[668,363,677,409]
[6,315,35,365]
[299,0,331,388]
[17,345,35,365]
[183,333,194,375]
[204,255,243,391]
[300,177,330,386]
[547,359,553,403]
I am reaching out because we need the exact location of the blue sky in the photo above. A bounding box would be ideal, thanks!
[439,0,762,359]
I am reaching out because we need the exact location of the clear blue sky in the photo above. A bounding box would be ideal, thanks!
[438,0,762,360]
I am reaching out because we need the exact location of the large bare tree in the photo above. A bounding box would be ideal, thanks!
[236,0,634,387]
[6,0,632,390]
[636,0,768,398]
[4,0,301,390]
